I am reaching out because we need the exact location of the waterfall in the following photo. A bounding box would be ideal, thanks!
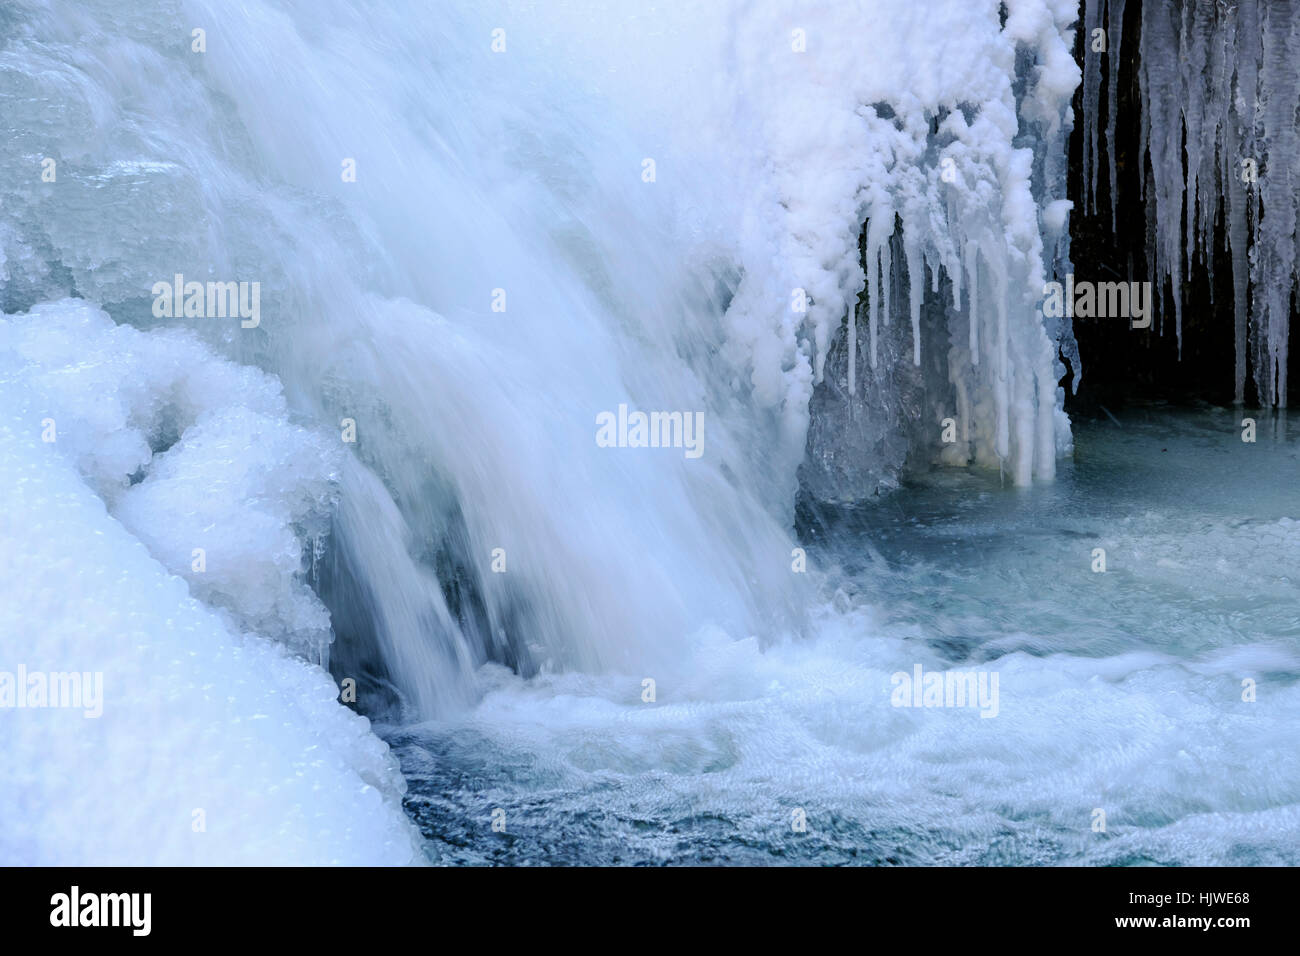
[8,0,1300,870]
[1,0,1080,719]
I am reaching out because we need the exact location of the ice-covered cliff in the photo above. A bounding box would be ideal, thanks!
[1080,0,1298,407]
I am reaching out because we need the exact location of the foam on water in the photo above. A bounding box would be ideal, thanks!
[392,408,1300,865]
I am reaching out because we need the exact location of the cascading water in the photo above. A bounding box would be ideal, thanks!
[2,0,814,720]
[0,0,1077,711]
[2,0,1298,866]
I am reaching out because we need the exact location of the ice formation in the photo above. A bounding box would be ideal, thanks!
[712,0,1083,493]
[0,300,419,864]
[1081,0,1298,406]
[2,300,341,660]
[533,0,1084,495]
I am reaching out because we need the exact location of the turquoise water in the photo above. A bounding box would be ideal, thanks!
[388,406,1300,865]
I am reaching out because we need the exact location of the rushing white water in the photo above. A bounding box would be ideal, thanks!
[5,1,1295,866]
[0,0,1081,718]
[9,307,1294,866]
[392,408,1300,865]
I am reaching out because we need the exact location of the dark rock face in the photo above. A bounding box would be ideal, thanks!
[1070,0,1300,411]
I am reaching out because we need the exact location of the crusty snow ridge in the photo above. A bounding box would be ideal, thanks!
[0,300,420,865]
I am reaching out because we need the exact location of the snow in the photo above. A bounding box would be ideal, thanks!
[3,300,341,660]
[0,299,419,865]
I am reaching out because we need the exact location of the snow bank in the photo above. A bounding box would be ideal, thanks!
[3,299,340,659]
[0,299,419,864]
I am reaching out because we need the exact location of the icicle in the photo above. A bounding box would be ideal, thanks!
[994,264,1010,462]
[864,213,893,372]
[1139,0,1185,355]
[1105,0,1126,231]
[1251,0,1298,407]
[904,234,922,366]
[870,242,880,369]
[848,304,857,395]
[1226,119,1249,405]
[1081,0,1105,217]
[948,213,963,311]
[881,233,893,328]
[1180,2,1208,279]
[1103,0,1296,402]
[965,239,979,366]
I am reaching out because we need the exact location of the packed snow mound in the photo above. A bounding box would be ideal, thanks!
[0,299,418,864]
[2,299,340,658]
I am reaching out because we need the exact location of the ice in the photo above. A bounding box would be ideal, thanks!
[1081,0,1104,216]
[1105,0,1126,232]
[1083,0,1298,404]
[2,300,340,659]
[1255,1,1298,408]
[0,300,418,864]
[715,0,1084,497]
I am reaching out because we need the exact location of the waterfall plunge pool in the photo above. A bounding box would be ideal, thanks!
[383,405,1300,866]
